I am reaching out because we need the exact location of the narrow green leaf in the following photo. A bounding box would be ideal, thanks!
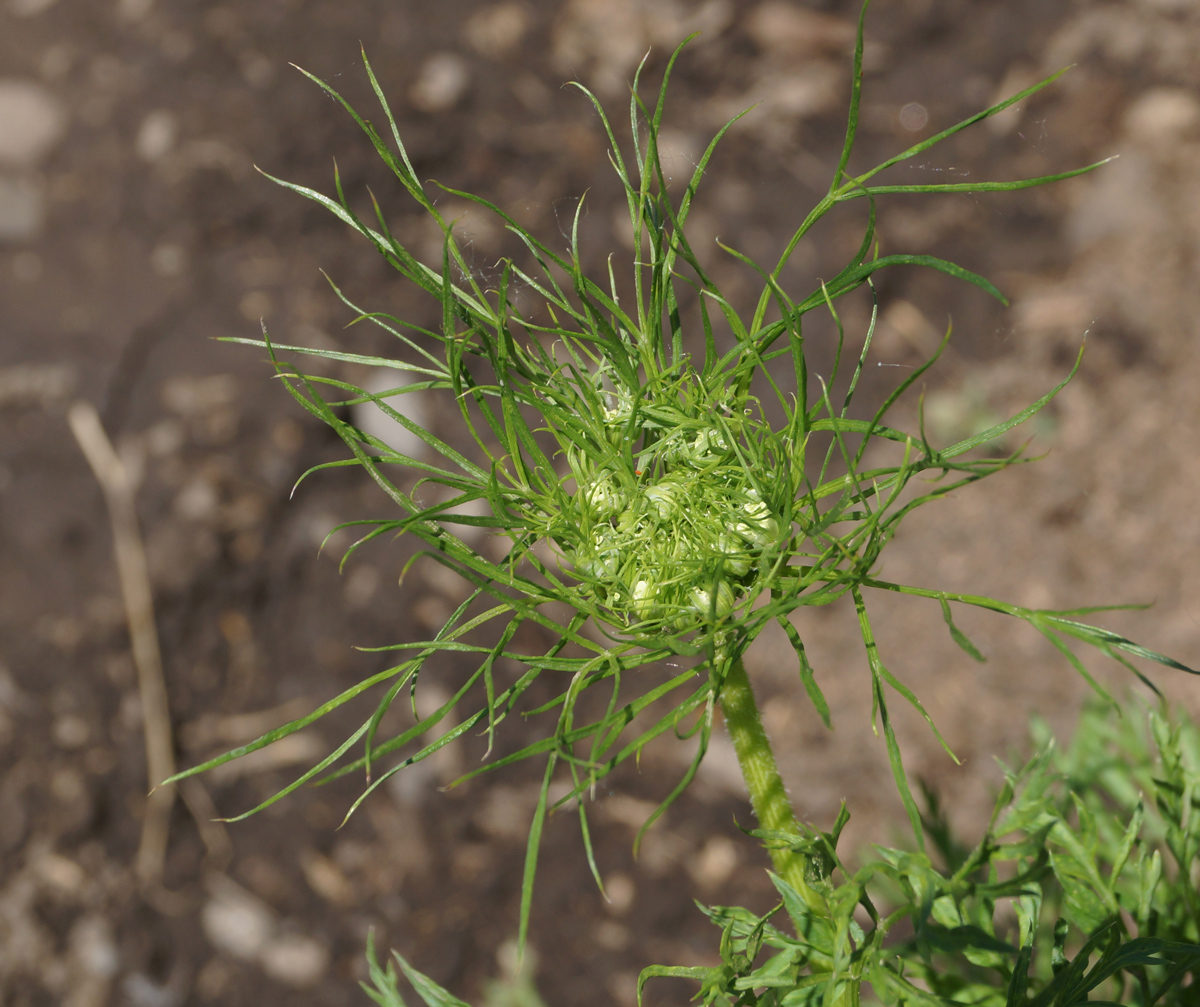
[940,596,986,663]
[517,753,558,962]
[394,953,473,1007]
[637,965,716,1007]
[778,617,831,728]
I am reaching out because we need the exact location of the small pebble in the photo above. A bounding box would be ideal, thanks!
[687,835,739,889]
[53,714,89,749]
[342,564,380,610]
[238,289,273,321]
[465,3,530,55]
[474,784,538,839]
[50,766,86,803]
[300,851,355,906]
[0,80,67,166]
[1124,87,1200,145]
[68,915,118,978]
[259,932,330,988]
[0,363,75,408]
[136,110,177,162]
[744,2,854,57]
[351,368,432,460]
[36,850,86,892]
[594,919,630,951]
[201,883,275,961]
[122,973,183,1007]
[410,53,471,112]
[604,872,636,914]
[240,52,275,89]
[174,476,219,521]
[160,374,237,416]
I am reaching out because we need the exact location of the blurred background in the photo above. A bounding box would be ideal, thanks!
[2,0,1200,1004]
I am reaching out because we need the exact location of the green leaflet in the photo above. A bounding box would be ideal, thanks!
[640,699,1200,1007]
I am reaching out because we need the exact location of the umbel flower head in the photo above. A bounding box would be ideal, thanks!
[554,376,783,633]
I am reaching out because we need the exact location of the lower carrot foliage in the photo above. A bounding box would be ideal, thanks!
[367,699,1200,1007]
[167,1,1200,1003]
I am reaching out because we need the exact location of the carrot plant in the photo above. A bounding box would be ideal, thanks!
[169,2,1200,1003]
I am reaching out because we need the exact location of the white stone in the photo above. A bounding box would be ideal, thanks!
[465,3,529,56]
[0,362,74,407]
[35,851,86,892]
[474,784,539,839]
[53,714,89,749]
[174,476,219,521]
[1066,152,1160,249]
[136,110,178,162]
[122,973,183,1007]
[765,63,843,119]
[68,915,118,978]
[150,242,187,277]
[687,836,739,889]
[386,756,439,805]
[160,374,237,416]
[653,129,700,185]
[0,80,67,167]
[745,1,854,57]
[1124,88,1200,146]
[259,933,330,989]
[696,732,747,795]
[552,0,643,97]
[201,884,275,961]
[409,53,471,113]
[351,367,432,460]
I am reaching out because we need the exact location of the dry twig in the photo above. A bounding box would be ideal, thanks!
[68,401,232,884]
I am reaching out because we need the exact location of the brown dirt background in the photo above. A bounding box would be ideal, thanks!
[2,0,1200,1005]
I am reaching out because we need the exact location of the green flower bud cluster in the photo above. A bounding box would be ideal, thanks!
[561,405,783,632]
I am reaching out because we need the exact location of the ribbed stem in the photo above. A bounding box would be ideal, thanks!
[720,656,825,914]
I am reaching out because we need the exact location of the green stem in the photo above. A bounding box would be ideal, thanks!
[720,656,826,915]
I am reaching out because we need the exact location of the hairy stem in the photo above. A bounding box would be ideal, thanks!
[720,656,826,915]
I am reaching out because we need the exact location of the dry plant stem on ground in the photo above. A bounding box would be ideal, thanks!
[165,3,1199,1003]
[68,401,178,886]
[69,401,231,891]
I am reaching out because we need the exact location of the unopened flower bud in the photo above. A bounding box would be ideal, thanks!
[691,580,735,620]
